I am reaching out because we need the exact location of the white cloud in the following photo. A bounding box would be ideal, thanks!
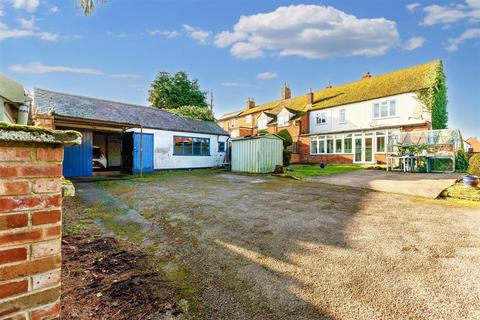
[10,0,39,12]
[10,62,102,74]
[9,62,139,78]
[422,1,480,26]
[221,82,242,87]
[406,3,421,12]
[49,6,59,13]
[182,24,211,44]
[17,16,35,29]
[257,71,277,80]
[214,5,399,59]
[403,36,425,50]
[446,28,480,51]
[0,22,58,41]
[148,30,180,39]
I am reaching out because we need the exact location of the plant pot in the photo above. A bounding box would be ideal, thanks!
[463,175,479,188]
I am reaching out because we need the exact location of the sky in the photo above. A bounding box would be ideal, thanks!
[0,0,478,138]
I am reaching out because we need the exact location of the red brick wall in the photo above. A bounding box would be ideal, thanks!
[0,143,63,320]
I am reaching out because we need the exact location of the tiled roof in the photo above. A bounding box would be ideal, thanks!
[235,60,441,116]
[33,88,228,136]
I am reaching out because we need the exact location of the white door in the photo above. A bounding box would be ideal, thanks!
[353,133,375,164]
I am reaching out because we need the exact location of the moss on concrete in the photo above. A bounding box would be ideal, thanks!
[0,121,81,145]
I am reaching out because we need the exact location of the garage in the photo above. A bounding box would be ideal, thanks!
[32,88,228,177]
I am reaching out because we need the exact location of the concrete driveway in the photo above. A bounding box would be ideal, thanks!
[69,172,480,320]
[306,170,461,198]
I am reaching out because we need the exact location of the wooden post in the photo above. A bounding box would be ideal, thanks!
[140,126,143,177]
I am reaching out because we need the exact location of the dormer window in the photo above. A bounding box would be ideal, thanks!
[258,118,268,130]
[278,114,289,126]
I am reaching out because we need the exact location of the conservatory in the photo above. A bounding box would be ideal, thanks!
[386,129,463,173]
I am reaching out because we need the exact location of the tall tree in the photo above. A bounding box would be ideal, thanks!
[148,71,209,110]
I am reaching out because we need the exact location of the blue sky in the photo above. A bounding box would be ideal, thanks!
[0,0,478,138]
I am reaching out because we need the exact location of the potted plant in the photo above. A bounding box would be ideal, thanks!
[463,175,479,188]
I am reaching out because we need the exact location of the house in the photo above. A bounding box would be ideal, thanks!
[466,137,480,154]
[32,88,229,177]
[217,84,309,163]
[0,73,29,125]
[218,60,445,165]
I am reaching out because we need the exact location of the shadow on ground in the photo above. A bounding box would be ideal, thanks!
[68,172,480,320]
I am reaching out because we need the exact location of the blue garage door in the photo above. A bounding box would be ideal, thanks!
[63,130,93,177]
[133,132,154,174]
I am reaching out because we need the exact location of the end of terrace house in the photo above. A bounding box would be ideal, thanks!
[217,60,447,165]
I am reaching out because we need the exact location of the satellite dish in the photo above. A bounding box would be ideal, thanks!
[410,105,423,120]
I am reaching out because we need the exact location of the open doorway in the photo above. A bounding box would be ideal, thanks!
[92,131,122,175]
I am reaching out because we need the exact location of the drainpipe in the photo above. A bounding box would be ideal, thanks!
[17,93,32,125]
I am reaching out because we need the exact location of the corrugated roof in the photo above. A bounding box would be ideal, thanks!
[33,88,228,136]
[238,60,440,116]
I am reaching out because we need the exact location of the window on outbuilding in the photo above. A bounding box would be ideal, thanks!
[173,136,210,156]
[218,141,225,153]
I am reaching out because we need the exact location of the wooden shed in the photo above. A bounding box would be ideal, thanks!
[231,134,283,173]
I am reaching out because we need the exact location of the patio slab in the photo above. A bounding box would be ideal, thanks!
[306,170,462,198]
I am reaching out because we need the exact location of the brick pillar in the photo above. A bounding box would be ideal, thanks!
[0,123,80,320]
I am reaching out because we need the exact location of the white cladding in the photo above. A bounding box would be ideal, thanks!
[130,128,228,169]
[309,93,430,134]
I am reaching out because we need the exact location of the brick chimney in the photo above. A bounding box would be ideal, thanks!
[306,89,314,105]
[362,72,372,79]
[281,83,291,100]
[246,97,255,109]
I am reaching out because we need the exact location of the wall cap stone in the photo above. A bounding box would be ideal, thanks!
[0,122,81,146]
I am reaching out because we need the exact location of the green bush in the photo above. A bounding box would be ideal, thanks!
[468,153,480,176]
[283,149,292,166]
[257,129,269,135]
[455,149,469,172]
[277,129,293,147]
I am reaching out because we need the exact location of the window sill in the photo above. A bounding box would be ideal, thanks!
[173,154,211,157]
[373,116,399,120]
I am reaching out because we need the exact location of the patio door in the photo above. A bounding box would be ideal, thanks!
[354,135,363,163]
[364,133,373,163]
[353,133,374,164]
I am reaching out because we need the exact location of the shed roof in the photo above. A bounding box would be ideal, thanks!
[229,60,441,117]
[33,88,228,136]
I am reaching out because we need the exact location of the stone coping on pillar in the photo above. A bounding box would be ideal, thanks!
[0,122,81,146]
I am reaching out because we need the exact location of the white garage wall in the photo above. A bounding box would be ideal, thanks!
[130,128,228,169]
[309,93,431,134]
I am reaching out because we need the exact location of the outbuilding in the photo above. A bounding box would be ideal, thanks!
[231,134,283,173]
[32,88,229,177]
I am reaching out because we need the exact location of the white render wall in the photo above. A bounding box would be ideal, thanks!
[130,128,228,169]
[309,92,430,134]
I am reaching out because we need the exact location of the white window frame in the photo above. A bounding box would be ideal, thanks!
[278,114,289,127]
[373,99,397,119]
[316,112,327,125]
[375,131,386,153]
[246,115,252,124]
[258,118,268,130]
[335,135,343,153]
[339,109,346,123]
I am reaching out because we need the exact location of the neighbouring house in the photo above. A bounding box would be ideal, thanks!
[466,137,480,154]
[32,88,229,177]
[218,60,447,165]
[217,84,309,163]
[0,73,30,125]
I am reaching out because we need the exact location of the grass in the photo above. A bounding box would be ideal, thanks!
[445,181,480,201]
[284,164,363,179]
